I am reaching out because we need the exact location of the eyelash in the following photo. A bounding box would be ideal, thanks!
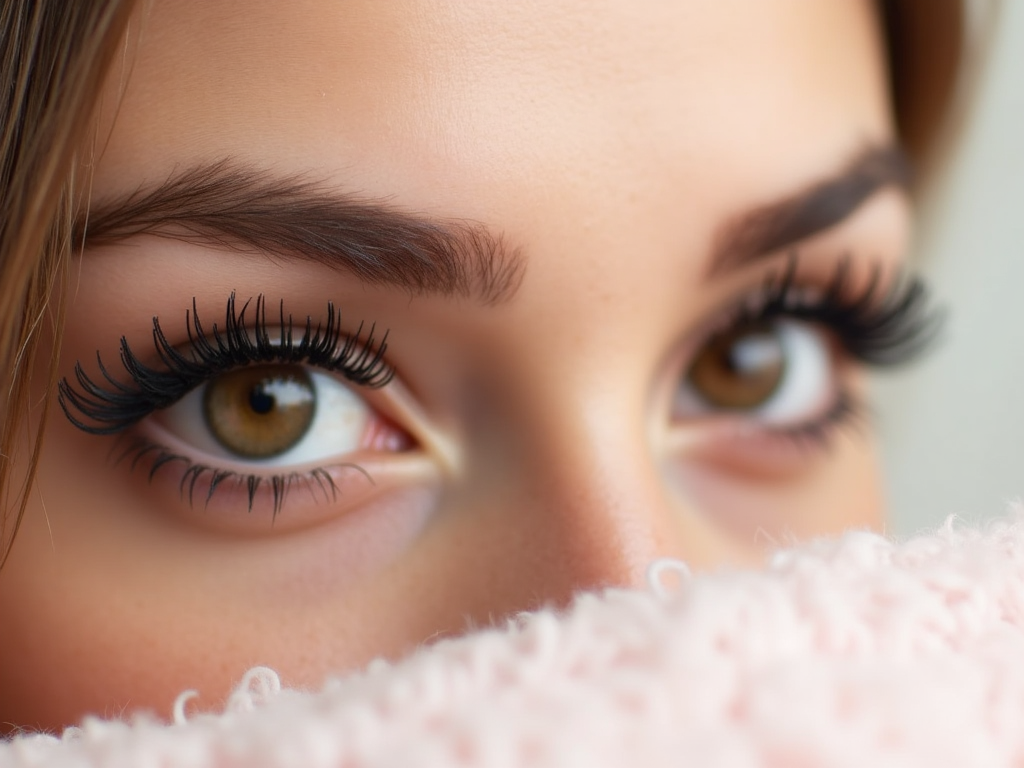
[713,254,940,444]
[58,292,393,436]
[752,255,938,365]
[110,435,353,517]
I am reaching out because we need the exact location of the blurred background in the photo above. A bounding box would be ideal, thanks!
[876,0,1024,534]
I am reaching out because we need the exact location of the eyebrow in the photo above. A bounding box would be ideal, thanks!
[79,145,909,300]
[708,144,911,278]
[78,161,527,305]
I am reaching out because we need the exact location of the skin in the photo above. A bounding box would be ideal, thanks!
[0,0,908,732]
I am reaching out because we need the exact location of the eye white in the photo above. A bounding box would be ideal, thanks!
[154,369,370,468]
[677,319,834,426]
[755,320,833,424]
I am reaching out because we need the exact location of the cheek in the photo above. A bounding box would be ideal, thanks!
[0,423,439,732]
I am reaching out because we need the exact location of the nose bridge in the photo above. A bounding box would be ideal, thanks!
[534,437,667,590]
[443,266,700,609]
[501,380,682,596]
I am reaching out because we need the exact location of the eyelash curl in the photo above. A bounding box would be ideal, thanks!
[58,292,394,436]
[753,254,941,366]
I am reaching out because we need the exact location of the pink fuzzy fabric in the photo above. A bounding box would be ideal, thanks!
[6,513,1024,767]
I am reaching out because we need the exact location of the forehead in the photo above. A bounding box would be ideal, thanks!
[93,0,890,243]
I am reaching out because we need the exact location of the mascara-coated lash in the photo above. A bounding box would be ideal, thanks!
[59,293,393,436]
[743,255,941,367]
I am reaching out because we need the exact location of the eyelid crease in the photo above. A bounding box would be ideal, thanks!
[58,293,394,436]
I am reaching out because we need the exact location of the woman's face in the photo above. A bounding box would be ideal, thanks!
[1,0,911,731]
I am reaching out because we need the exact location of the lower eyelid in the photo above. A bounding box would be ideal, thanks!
[172,479,441,587]
[663,424,829,479]
[112,432,437,535]
[663,387,865,475]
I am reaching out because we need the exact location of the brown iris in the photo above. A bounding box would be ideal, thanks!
[688,321,785,410]
[203,365,316,458]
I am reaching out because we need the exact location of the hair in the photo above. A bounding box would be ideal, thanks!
[881,0,967,176]
[0,1,137,566]
[0,0,966,566]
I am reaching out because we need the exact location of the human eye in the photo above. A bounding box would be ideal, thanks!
[673,256,940,454]
[58,293,418,530]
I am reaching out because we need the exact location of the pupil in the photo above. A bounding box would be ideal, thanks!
[248,385,276,415]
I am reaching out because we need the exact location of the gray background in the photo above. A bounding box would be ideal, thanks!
[876,1,1022,535]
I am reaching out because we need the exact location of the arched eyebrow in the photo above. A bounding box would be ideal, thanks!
[77,160,527,306]
[708,144,911,278]
[78,146,908,301]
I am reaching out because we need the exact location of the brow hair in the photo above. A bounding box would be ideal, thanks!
[77,160,527,305]
[709,144,912,277]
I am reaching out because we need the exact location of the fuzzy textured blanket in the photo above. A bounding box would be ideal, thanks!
[6,513,1024,767]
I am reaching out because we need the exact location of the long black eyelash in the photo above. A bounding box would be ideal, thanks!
[112,437,368,518]
[746,254,943,367]
[59,293,394,436]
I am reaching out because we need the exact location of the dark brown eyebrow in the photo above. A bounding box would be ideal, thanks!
[708,144,911,278]
[77,161,526,305]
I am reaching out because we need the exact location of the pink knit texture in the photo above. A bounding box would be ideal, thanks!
[6,512,1024,767]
